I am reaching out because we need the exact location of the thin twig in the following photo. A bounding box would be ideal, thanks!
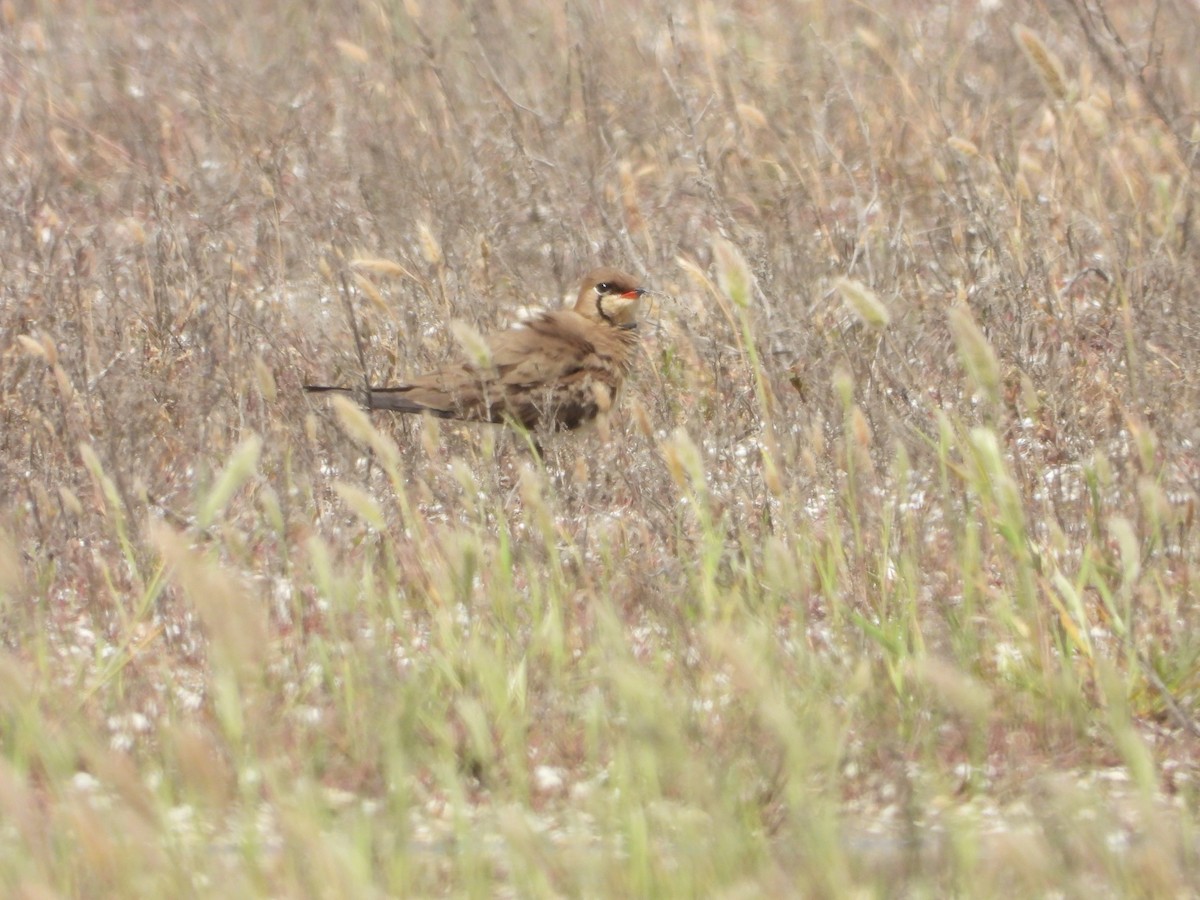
[336,262,372,404]
[1137,650,1200,739]
[664,12,738,243]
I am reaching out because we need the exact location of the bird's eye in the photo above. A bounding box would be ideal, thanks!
[595,282,612,293]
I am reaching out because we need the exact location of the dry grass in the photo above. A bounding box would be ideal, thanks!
[3,0,1200,894]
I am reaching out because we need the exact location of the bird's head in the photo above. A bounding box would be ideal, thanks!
[576,267,646,329]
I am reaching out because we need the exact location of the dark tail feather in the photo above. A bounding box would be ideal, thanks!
[303,383,454,418]
[363,387,455,417]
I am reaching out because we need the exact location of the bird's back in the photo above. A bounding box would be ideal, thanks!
[366,308,639,431]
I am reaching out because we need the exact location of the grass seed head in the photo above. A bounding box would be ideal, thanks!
[835,277,891,329]
[1013,24,1070,101]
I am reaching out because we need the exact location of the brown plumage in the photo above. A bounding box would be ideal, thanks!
[304,267,647,433]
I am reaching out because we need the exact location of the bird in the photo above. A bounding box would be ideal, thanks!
[304,267,648,435]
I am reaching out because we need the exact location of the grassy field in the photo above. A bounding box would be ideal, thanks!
[3,0,1200,894]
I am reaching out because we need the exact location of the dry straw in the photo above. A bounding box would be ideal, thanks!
[835,277,891,329]
[948,305,1001,406]
[1012,24,1070,101]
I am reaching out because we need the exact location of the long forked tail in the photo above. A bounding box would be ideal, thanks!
[303,383,453,418]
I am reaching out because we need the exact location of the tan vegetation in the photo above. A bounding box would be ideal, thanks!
[2,0,1200,893]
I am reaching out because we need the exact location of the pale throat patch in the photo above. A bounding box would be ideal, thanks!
[597,291,642,325]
